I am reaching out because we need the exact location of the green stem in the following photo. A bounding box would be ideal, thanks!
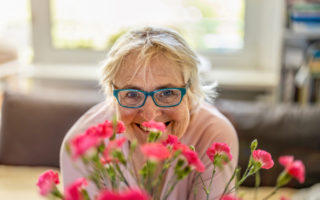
[224,165,254,195]
[115,163,130,187]
[153,158,174,199]
[143,160,155,194]
[254,172,260,200]
[220,166,238,198]
[162,179,179,200]
[127,142,141,187]
[161,174,178,200]
[193,173,202,200]
[208,165,216,190]
[237,165,254,186]
[147,161,152,193]
[200,175,209,194]
[206,165,216,200]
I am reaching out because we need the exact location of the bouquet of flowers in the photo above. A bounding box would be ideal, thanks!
[36,118,305,200]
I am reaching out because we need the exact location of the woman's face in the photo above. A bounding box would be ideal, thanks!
[113,54,191,144]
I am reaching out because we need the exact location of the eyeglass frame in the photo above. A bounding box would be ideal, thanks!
[113,81,190,108]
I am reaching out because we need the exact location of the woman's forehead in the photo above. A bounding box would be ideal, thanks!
[114,53,184,88]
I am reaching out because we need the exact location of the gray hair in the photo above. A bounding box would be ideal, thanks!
[99,26,216,110]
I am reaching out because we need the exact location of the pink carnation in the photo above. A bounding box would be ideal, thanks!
[206,142,232,163]
[182,149,205,172]
[36,170,59,196]
[115,120,126,133]
[162,135,191,155]
[279,155,294,167]
[141,143,170,161]
[221,194,242,200]
[85,121,113,138]
[279,155,305,183]
[102,137,127,164]
[107,137,127,150]
[70,133,101,160]
[141,120,166,132]
[162,134,180,146]
[85,120,125,138]
[64,178,88,200]
[252,149,274,169]
[173,143,190,153]
[97,188,150,200]
[101,150,113,164]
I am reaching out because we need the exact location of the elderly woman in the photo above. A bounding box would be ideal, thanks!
[60,26,238,200]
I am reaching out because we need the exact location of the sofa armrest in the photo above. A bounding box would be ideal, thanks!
[0,88,102,168]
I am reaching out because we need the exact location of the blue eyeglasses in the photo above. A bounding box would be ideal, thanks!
[113,82,190,108]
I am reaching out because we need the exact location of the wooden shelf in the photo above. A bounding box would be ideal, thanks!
[284,29,320,40]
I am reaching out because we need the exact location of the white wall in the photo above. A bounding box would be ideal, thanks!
[256,0,285,72]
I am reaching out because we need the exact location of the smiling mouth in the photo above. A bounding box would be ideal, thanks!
[135,121,171,133]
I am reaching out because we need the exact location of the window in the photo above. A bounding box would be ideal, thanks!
[50,0,244,51]
[0,0,32,63]
[31,0,251,65]
[30,0,283,72]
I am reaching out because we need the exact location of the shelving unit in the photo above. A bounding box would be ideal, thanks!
[280,0,320,105]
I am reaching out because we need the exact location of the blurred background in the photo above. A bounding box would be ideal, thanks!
[1,0,320,103]
[1,0,320,199]
[0,0,285,102]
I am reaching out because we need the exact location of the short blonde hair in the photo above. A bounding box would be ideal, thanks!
[99,26,216,109]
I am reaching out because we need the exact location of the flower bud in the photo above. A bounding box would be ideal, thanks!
[250,139,258,152]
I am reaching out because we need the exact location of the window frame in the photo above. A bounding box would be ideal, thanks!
[30,0,284,72]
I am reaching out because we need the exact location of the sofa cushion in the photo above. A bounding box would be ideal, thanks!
[0,88,102,167]
[215,99,320,188]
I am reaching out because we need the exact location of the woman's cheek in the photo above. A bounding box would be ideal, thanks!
[117,106,137,124]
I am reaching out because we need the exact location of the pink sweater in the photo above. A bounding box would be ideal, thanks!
[60,102,239,200]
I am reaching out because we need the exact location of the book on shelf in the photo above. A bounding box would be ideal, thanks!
[310,56,320,74]
[288,1,320,34]
[292,46,320,105]
[282,69,296,103]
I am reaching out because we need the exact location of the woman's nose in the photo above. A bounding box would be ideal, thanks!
[139,96,161,121]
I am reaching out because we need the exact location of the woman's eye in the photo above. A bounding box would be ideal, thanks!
[126,91,140,98]
[161,90,174,97]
